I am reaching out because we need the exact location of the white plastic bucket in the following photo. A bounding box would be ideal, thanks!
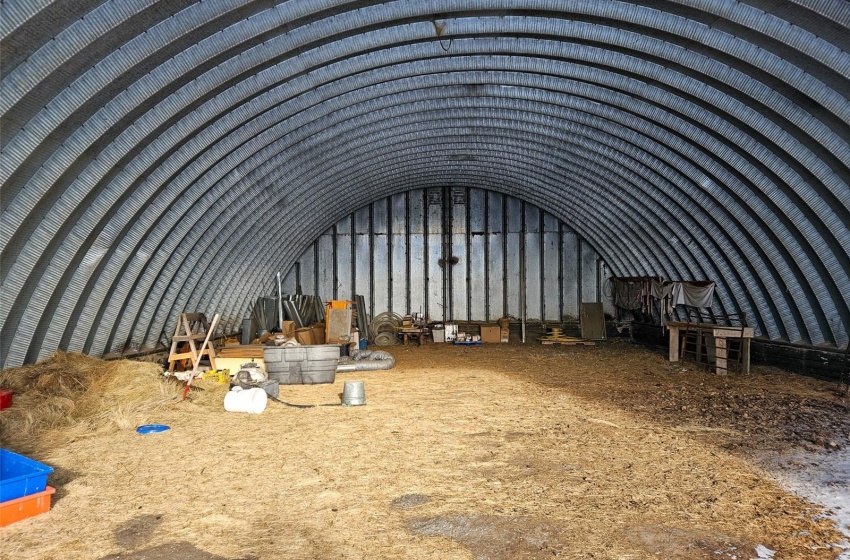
[223,387,267,414]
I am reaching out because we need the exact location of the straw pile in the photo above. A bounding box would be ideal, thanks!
[0,344,846,560]
[0,352,179,453]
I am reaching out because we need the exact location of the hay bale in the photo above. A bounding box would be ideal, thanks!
[0,352,180,452]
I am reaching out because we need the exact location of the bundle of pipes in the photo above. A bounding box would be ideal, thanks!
[354,294,371,341]
[280,294,326,328]
[251,297,278,333]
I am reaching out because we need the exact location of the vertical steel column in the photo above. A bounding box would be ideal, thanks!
[442,185,452,322]
[576,240,583,305]
[295,262,302,294]
[520,201,527,343]
[332,224,339,299]
[313,241,320,297]
[558,221,564,322]
[350,212,356,301]
[539,207,545,323]
[387,197,393,314]
[423,191,429,320]
[502,194,508,317]
[369,203,375,319]
[466,188,472,322]
[405,191,411,314]
[484,190,491,322]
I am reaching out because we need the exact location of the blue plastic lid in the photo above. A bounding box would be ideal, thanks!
[136,424,170,434]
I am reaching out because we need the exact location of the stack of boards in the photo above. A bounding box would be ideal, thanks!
[539,327,596,346]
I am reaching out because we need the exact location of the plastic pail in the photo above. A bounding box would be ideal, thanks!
[223,387,267,414]
[342,380,366,406]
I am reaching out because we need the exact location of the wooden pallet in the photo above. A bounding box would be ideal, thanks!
[539,337,596,346]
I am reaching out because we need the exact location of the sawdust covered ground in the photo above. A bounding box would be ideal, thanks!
[1,342,848,560]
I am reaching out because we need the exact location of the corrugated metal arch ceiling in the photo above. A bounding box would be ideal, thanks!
[0,0,848,366]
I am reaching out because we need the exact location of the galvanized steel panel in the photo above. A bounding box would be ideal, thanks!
[524,230,543,321]
[580,240,600,305]
[298,245,315,296]
[562,232,580,319]
[353,205,372,304]
[543,226,561,322]
[335,222,352,302]
[408,233,427,318]
[1,2,849,365]
[469,232,488,320]
[487,230,506,319]
[505,231,522,319]
[282,188,605,325]
[316,231,335,300]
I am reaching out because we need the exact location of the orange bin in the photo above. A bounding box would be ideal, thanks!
[0,486,55,526]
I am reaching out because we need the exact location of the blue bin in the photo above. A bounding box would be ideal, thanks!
[359,339,368,350]
[1,448,54,502]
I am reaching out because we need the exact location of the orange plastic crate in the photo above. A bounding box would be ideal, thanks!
[0,485,55,526]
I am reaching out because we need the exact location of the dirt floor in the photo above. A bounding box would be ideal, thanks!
[1,341,849,560]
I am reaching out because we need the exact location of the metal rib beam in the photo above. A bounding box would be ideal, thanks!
[0,1,847,366]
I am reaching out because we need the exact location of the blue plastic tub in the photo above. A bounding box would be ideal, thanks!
[1,448,54,502]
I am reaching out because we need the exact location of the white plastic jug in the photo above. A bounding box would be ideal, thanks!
[223,386,267,414]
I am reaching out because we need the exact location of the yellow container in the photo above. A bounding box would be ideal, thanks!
[202,369,230,384]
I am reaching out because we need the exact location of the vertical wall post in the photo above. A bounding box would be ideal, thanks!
[520,201,527,343]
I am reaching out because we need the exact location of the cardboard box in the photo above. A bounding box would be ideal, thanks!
[480,325,501,343]
[215,357,266,377]
[444,324,458,342]
[498,317,510,342]
[281,321,296,339]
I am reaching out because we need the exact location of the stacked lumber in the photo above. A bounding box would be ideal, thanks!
[539,327,596,346]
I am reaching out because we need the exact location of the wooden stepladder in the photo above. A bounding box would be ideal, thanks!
[168,313,220,375]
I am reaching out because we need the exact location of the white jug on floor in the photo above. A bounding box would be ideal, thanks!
[223,386,267,414]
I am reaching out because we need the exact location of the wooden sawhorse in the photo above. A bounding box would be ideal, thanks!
[168,313,220,375]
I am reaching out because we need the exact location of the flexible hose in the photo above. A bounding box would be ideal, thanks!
[232,378,341,408]
[373,331,397,346]
[346,349,395,370]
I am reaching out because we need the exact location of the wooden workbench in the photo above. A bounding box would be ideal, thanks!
[397,326,428,346]
[666,321,754,375]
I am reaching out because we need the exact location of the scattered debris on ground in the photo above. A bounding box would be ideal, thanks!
[1,343,847,559]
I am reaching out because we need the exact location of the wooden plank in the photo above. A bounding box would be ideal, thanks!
[666,321,716,330]
[540,336,587,342]
[191,313,219,375]
[715,336,728,375]
[540,339,596,346]
[217,345,268,358]
[580,302,606,340]
[712,327,754,338]
[741,338,751,375]
[171,334,208,342]
[668,326,679,362]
